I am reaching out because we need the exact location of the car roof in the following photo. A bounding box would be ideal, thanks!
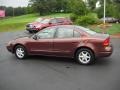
[49,25,95,34]
[49,25,87,31]
[39,17,68,20]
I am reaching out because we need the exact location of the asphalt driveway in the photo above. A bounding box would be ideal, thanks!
[0,31,120,90]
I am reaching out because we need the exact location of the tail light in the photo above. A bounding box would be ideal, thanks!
[103,37,110,46]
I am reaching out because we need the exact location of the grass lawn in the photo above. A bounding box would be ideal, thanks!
[88,23,120,35]
[0,13,70,32]
[0,13,120,35]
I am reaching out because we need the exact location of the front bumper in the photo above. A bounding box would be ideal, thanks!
[6,45,14,53]
[26,27,38,33]
[6,42,14,53]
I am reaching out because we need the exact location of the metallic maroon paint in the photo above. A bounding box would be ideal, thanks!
[26,17,73,33]
[7,25,113,64]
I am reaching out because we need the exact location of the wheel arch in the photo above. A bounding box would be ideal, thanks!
[74,46,95,58]
[13,44,26,53]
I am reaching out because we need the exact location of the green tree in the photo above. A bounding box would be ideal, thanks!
[87,0,98,11]
[29,0,70,15]
[96,0,120,18]
[68,0,88,16]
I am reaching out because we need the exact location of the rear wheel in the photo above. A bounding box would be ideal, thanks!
[75,48,95,65]
[15,45,27,59]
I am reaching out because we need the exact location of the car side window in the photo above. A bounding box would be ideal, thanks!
[57,18,64,23]
[50,19,57,24]
[74,30,80,37]
[37,28,56,39]
[55,27,73,38]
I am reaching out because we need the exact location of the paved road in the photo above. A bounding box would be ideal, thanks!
[0,31,120,90]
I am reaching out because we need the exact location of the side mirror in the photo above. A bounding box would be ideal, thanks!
[33,34,38,40]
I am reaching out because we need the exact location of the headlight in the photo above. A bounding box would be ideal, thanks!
[30,24,33,28]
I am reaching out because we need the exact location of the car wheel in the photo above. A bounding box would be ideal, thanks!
[29,31,33,33]
[75,48,95,65]
[15,45,27,59]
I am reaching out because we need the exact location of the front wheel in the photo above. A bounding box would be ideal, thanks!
[15,45,27,59]
[75,48,95,65]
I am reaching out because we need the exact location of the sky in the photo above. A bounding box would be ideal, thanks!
[0,0,29,7]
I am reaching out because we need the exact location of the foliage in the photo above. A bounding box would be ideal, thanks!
[29,0,70,15]
[70,13,78,22]
[87,0,98,11]
[68,0,88,16]
[75,13,99,26]
[0,6,34,16]
[96,0,120,18]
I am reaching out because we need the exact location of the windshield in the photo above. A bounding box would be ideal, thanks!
[35,18,43,22]
[76,26,96,35]
[40,19,50,24]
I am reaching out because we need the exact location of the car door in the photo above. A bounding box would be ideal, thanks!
[49,19,58,26]
[53,27,81,57]
[28,27,56,55]
[56,18,64,25]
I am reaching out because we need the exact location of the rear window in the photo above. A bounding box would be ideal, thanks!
[76,26,96,35]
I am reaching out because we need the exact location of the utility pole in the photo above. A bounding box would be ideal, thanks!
[103,0,106,24]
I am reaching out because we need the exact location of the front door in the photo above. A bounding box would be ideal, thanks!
[28,27,56,55]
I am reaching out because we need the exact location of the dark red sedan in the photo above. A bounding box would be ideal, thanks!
[7,25,113,65]
[26,17,73,33]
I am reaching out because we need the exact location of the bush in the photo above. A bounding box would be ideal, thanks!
[70,13,78,22]
[75,13,99,26]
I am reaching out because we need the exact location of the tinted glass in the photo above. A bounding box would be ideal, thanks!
[56,27,73,38]
[57,18,64,23]
[74,30,80,37]
[76,26,96,35]
[50,19,57,24]
[37,27,56,39]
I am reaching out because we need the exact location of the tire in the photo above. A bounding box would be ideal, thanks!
[75,48,95,65]
[14,45,27,59]
[29,31,33,33]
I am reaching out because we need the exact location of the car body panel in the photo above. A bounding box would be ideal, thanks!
[26,17,73,32]
[7,25,113,59]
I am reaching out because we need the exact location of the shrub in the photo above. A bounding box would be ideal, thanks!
[75,13,99,26]
[70,13,78,22]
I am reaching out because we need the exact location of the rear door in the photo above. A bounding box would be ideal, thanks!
[53,27,81,57]
[49,19,58,26]
[56,18,64,25]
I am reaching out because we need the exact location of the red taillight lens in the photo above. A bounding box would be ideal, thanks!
[103,37,110,46]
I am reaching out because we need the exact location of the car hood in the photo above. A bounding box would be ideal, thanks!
[14,36,32,43]
[29,22,48,27]
[29,22,40,25]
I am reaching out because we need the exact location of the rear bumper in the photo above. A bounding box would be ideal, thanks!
[97,45,113,57]
[98,51,112,57]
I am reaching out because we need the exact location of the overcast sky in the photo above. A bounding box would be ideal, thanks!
[0,0,29,7]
